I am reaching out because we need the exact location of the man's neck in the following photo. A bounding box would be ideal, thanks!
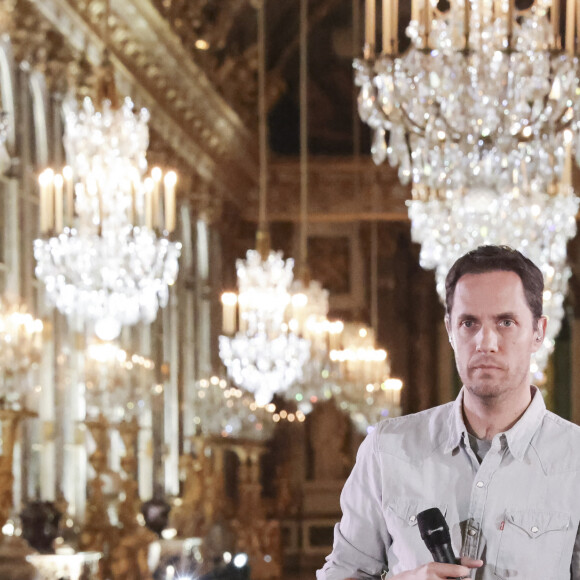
[462,386,534,441]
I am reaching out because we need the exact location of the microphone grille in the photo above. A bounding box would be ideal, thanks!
[416,507,451,549]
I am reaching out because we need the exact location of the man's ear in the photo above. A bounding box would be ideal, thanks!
[533,315,548,350]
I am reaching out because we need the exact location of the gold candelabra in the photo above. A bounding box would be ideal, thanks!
[110,417,155,580]
[80,414,117,580]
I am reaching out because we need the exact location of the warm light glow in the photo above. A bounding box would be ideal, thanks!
[221,292,238,306]
[151,166,162,181]
[383,378,403,391]
[291,293,308,308]
[195,39,210,50]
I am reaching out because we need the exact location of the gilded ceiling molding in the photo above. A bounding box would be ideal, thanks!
[26,0,259,208]
[150,0,260,125]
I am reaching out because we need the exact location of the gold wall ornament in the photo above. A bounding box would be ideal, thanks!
[9,0,74,94]
[0,408,36,530]
[0,535,38,580]
[170,453,206,538]
[80,414,116,580]
[230,442,282,580]
[110,417,156,580]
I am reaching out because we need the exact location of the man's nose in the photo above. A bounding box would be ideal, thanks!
[476,326,499,353]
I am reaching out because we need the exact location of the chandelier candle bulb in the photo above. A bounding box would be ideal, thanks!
[63,166,73,227]
[553,0,560,48]
[391,0,398,52]
[38,170,48,234]
[576,0,580,53]
[424,0,431,45]
[54,174,64,233]
[221,292,238,335]
[464,0,470,49]
[40,169,55,233]
[152,167,162,231]
[567,0,576,54]
[47,173,54,232]
[507,0,514,46]
[411,0,420,23]
[382,0,391,54]
[163,171,177,233]
[144,177,153,229]
[365,0,376,56]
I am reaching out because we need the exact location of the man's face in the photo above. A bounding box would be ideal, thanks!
[445,270,547,402]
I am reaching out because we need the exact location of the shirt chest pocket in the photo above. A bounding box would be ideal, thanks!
[385,499,449,569]
[494,509,571,580]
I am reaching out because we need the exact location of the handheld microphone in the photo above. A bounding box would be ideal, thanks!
[416,507,459,565]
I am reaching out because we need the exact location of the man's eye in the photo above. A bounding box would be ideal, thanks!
[462,320,474,328]
[500,320,513,327]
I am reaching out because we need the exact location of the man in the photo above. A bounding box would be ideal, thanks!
[317,245,580,579]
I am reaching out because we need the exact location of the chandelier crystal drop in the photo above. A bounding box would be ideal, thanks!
[355,0,580,192]
[219,249,311,407]
[34,95,181,340]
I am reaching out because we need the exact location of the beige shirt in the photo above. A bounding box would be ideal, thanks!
[318,387,580,579]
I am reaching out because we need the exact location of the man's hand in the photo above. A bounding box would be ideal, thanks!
[342,557,483,579]
[389,557,483,579]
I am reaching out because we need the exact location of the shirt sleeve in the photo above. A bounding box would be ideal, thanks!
[571,521,580,579]
[317,428,391,580]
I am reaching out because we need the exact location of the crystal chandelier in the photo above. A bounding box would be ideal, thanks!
[219,0,310,406]
[34,65,181,341]
[280,0,339,414]
[192,375,276,440]
[219,245,311,407]
[355,0,580,190]
[329,323,403,433]
[354,0,580,374]
[284,286,344,414]
[84,341,156,422]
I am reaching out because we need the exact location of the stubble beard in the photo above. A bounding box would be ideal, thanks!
[463,364,530,405]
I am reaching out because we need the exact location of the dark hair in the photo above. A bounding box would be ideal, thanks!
[445,245,543,323]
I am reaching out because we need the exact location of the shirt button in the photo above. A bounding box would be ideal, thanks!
[409,515,416,523]
[476,481,485,488]
[468,529,477,536]
[531,526,539,533]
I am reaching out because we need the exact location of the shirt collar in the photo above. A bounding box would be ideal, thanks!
[502,385,546,460]
[444,385,546,459]
[444,389,467,454]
